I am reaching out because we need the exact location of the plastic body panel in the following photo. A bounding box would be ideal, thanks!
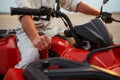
[51,35,120,74]
[3,35,120,80]
[0,35,20,74]
[3,68,25,80]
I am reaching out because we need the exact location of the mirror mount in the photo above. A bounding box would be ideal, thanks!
[99,0,109,17]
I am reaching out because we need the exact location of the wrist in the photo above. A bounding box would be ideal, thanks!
[30,33,40,43]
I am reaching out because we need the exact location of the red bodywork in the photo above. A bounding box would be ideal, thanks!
[0,35,20,75]
[0,35,120,80]
[52,36,120,73]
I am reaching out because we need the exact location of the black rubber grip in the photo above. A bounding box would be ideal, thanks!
[11,7,52,16]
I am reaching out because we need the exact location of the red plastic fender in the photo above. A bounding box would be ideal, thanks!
[0,35,20,74]
[3,68,25,80]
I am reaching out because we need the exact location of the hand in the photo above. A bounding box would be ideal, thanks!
[32,35,52,51]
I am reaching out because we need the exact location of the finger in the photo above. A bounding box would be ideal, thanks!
[32,36,45,51]
[38,39,45,50]
[44,38,51,49]
[39,36,51,50]
[43,36,52,49]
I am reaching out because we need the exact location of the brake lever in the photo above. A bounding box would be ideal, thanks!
[112,18,120,23]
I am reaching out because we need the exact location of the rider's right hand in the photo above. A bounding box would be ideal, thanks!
[32,35,52,51]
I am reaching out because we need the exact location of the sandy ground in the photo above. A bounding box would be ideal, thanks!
[0,13,120,44]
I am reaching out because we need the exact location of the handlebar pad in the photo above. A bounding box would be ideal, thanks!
[11,7,52,16]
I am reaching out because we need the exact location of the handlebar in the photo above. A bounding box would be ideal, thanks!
[11,6,52,16]
[11,6,83,48]
[10,6,120,49]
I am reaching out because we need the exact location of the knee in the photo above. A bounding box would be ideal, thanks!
[23,48,39,62]
[15,48,39,69]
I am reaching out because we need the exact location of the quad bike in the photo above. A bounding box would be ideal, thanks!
[0,0,120,80]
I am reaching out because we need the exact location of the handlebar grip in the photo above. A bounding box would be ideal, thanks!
[11,7,41,15]
[11,7,52,16]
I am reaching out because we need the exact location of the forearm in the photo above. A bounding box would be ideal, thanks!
[20,15,39,42]
[76,2,100,16]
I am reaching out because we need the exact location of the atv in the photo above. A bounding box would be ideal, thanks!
[0,0,120,80]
